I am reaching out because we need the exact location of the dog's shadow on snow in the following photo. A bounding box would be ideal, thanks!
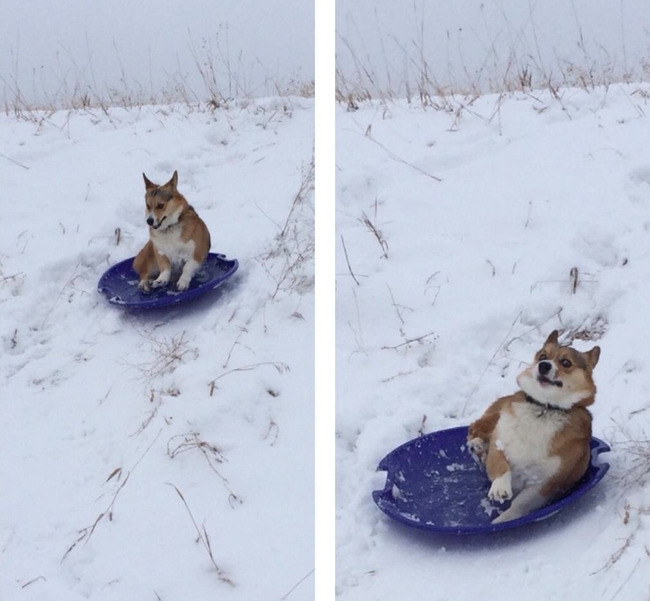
[378,484,610,553]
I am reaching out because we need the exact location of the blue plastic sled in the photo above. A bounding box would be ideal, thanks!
[373,426,610,535]
[98,252,239,309]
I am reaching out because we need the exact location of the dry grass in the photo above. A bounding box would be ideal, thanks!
[2,28,314,116]
[168,484,235,586]
[62,429,162,562]
[336,9,649,112]
[167,432,242,507]
[256,156,315,299]
[208,361,290,396]
[340,235,361,286]
[359,211,389,259]
[381,331,436,352]
[608,418,650,493]
[130,330,197,388]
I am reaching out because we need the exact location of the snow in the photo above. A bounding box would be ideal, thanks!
[0,98,314,600]
[336,85,649,599]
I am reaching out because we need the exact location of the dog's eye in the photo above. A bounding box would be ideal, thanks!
[561,359,572,368]
[539,353,547,361]
[156,203,164,209]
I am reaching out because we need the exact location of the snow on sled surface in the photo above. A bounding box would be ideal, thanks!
[98,253,239,309]
[373,426,610,535]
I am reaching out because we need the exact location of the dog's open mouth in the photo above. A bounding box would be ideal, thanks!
[152,216,167,230]
[538,375,563,388]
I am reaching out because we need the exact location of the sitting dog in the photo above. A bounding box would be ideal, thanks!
[133,171,211,292]
[467,330,600,523]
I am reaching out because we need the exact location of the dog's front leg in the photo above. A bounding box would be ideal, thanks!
[177,259,200,291]
[152,252,171,287]
[468,396,509,466]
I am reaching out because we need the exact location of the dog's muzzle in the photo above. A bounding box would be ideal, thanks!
[537,361,563,387]
[147,215,167,230]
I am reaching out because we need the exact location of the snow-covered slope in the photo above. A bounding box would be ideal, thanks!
[336,85,649,599]
[1,99,314,600]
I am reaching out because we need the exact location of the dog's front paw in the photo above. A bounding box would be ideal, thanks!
[467,437,487,465]
[488,473,513,503]
[152,271,170,288]
[176,277,191,291]
[138,279,151,293]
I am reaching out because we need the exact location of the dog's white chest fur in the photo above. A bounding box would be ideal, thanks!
[151,225,194,267]
[495,402,564,491]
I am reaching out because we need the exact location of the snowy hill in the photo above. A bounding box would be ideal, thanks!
[336,85,649,599]
[1,98,314,600]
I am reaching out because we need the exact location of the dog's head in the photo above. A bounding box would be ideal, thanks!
[516,330,600,409]
[142,171,185,230]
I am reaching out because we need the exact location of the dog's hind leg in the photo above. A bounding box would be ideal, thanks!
[492,485,545,523]
[486,444,513,503]
[133,241,158,291]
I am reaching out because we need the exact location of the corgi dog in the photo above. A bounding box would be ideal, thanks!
[467,330,601,523]
[133,171,211,292]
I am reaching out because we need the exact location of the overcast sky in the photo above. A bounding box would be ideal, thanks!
[336,0,649,94]
[0,0,314,106]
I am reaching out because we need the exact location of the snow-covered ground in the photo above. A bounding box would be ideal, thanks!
[0,98,314,600]
[336,85,649,599]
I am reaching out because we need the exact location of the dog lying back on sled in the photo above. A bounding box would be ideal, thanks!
[467,330,601,523]
[133,171,211,292]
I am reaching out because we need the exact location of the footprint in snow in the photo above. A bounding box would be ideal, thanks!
[629,165,650,187]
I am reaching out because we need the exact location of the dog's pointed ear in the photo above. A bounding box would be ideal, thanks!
[164,170,178,191]
[545,330,559,345]
[585,346,601,369]
[143,173,156,190]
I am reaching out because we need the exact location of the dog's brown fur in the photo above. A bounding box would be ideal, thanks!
[467,330,600,522]
[133,171,211,291]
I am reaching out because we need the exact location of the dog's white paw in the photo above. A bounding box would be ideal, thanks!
[138,280,151,292]
[488,473,513,503]
[176,277,191,291]
[467,437,487,465]
[152,271,170,288]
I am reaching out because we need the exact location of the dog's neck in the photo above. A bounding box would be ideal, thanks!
[523,393,570,413]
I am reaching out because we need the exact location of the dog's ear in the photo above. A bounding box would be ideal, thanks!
[545,330,559,346]
[163,171,178,191]
[143,173,157,190]
[585,346,601,369]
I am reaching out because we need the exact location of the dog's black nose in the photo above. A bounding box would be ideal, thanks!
[538,361,552,375]
[147,217,154,226]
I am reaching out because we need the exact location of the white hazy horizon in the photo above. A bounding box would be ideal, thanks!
[0,0,314,108]
[337,0,649,95]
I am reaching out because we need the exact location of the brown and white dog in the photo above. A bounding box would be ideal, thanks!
[467,330,600,523]
[133,171,211,292]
